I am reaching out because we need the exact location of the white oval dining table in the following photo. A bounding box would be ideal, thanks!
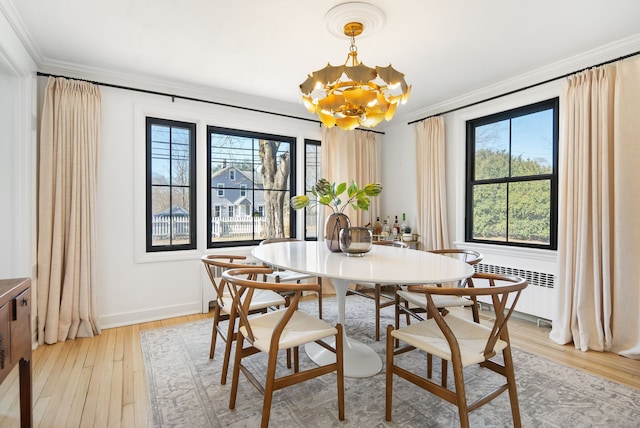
[251,240,474,378]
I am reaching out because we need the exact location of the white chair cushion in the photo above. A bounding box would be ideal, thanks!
[391,314,508,367]
[240,309,337,353]
[219,289,286,314]
[397,290,474,309]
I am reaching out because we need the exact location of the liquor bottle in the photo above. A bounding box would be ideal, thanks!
[382,217,390,236]
[373,216,382,235]
[393,215,400,235]
[400,213,408,234]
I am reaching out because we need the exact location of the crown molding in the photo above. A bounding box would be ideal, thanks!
[400,33,640,123]
[37,58,316,122]
[0,0,42,65]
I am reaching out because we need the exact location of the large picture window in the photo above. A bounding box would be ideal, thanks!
[465,98,558,249]
[146,117,196,251]
[207,126,296,247]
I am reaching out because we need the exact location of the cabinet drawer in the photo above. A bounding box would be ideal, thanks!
[11,288,31,360]
[0,302,11,382]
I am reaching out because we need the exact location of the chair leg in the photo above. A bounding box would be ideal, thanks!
[374,285,381,341]
[451,357,470,428]
[210,305,221,359]
[261,349,279,428]
[503,345,522,428]
[293,346,300,373]
[229,333,244,410]
[335,324,345,421]
[385,325,394,421]
[286,348,292,369]
[427,353,433,379]
[221,311,236,385]
[318,278,323,319]
[441,358,448,387]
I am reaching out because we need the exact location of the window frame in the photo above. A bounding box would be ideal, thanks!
[465,98,559,250]
[145,117,197,252]
[206,125,297,248]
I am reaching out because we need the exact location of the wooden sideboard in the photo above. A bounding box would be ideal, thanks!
[0,278,32,428]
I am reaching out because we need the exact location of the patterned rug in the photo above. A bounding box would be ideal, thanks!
[140,295,640,427]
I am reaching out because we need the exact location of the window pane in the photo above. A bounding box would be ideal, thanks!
[508,180,551,245]
[474,120,509,180]
[472,183,506,242]
[511,109,554,177]
[150,186,170,247]
[208,127,294,246]
[304,140,321,239]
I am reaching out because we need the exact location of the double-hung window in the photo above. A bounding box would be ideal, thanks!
[207,126,295,247]
[465,98,559,249]
[146,117,196,251]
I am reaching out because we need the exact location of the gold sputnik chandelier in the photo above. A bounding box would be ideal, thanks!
[300,21,411,130]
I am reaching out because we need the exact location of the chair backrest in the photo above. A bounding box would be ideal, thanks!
[201,254,255,303]
[223,267,322,346]
[428,248,483,287]
[374,240,409,249]
[260,237,300,245]
[408,272,527,358]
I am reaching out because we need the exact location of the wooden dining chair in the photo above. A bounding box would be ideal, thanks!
[348,239,408,341]
[200,254,287,384]
[223,266,345,428]
[394,248,483,382]
[259,237,323,318]
[395,248,483,326]
[386,272,528,428]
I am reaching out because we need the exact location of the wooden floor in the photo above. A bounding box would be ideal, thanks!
[0,308,638,428]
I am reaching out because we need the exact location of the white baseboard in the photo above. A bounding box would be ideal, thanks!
[99,302,203,329]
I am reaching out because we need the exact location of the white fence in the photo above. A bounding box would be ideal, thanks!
[152,215,265,240]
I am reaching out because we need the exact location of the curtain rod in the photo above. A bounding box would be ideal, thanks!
[407,49,640,125]
[35,71,385,135]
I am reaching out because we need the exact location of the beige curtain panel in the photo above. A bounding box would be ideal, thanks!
[37,77,102,344]
[320,127,381,228]
[415,116,450,251]
[550,56,640,359]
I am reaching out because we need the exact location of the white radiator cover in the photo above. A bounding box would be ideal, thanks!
[474,263,555,321]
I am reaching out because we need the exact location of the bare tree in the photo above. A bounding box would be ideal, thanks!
[259,140,289,238]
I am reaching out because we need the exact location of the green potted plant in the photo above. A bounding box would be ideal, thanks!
[291,178,382,251]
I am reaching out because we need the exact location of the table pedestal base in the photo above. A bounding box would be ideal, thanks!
[305,335,382,378]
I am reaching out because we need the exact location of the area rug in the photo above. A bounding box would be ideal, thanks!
[141,295,640,427]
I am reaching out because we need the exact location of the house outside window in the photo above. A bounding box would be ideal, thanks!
[465,98,558,249]
[214,205,221,217]
[229,169,235,180]
[146,117,196,251]
[207,126,295,247]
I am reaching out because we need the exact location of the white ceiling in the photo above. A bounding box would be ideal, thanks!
[6,0,640,121]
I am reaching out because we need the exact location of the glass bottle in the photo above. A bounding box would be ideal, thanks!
[400,213,408,234]
[393,215,400,235]
[382,217,390,236]
[373,216,382,235]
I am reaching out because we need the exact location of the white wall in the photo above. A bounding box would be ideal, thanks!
[80,83,321,328]
[0,10,37,280]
